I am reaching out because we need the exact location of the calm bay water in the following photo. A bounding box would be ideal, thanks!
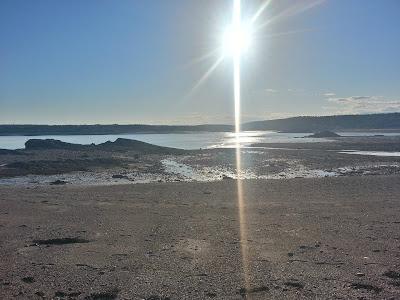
[0,131,399,150]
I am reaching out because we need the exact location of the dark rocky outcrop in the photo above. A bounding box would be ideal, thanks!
[0,138,186,178]
[97,138,185,154]
[25,139,87,151]
[24,138,185,154]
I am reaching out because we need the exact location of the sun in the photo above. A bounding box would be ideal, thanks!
[222,23,252,57]
[221,0,253,58]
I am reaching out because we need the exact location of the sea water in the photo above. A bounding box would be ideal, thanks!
[0,131,399,150]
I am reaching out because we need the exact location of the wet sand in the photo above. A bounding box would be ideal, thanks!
[1,176,400,299]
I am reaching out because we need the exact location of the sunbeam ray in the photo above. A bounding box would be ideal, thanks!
[185,55,224,98]
[231,0,251,296]
[182,48,220,70]
[251,0,273,24]
[255,0,325,31]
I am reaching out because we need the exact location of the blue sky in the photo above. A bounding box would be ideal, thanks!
[1,0,399,124]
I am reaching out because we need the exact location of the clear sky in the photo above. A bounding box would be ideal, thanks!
[1,0,399,125]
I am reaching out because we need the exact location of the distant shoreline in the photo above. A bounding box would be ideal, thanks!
[0,131,232,137]
[1,128,400,138]
[0,125,234,136]
[1,112,400,136]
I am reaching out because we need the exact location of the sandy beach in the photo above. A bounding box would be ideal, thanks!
[1,176,400,299]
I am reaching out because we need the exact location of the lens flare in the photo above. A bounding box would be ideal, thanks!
[229,0,251,295]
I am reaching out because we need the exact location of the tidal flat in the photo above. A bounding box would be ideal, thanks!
[0,136,400,299]
[1,136,400,185]
[1,176,400,299]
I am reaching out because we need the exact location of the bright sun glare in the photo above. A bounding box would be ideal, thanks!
[222,0,252,58]
[222,0,251,135]
[222,23,252,58]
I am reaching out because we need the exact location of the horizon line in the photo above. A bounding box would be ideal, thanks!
[1,112,399,127]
